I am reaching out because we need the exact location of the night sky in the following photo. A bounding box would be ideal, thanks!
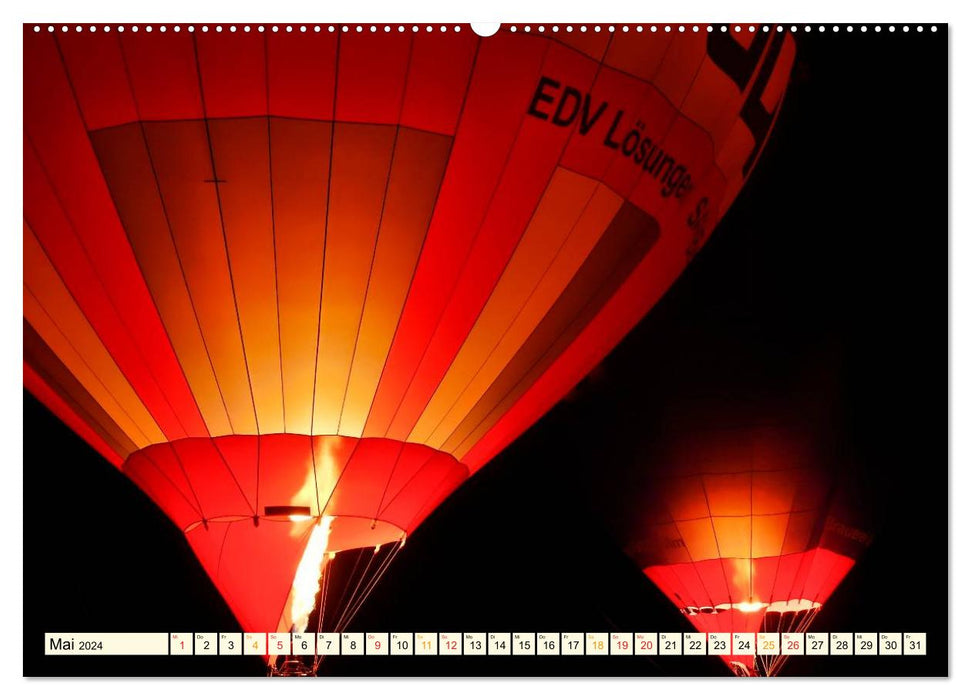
[23,26,946,677]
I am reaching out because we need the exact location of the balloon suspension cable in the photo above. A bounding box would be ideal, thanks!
[772,606,820,677]
[335,540,405,632]
[310,538,405,675]
[756,606,821,677]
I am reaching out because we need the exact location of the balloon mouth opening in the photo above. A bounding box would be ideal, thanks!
[183,513,407,547]
[682,598,822,616]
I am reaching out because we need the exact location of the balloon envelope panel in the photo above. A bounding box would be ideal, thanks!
[24,25,795,635]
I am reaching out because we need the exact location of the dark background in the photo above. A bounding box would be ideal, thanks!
[23,26,947,677]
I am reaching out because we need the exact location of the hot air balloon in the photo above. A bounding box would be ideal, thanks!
[23,23,795,673]
[620,397,873,677]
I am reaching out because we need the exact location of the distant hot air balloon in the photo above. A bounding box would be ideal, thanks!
[623,407,873,676]
[23,23,795,673]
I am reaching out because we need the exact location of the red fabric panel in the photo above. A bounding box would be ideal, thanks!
[57,32,138,130]
[211,435,261,513]
[266,31,338,119]
[187,519,313,633]
[799,549,855,604]
[335,32,411,124]
[194,31,267,117]
[405,468,468,533]
[124,450,202,527]
[172,439,255,518]
[131,438,200,516]
[324,438,403,518]
[379,452,467,531]
[399,31,479,134]
[119,30,204,121]
[378,444,439,508]
[752,554,781,604]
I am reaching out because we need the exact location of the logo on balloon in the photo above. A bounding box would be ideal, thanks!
[527,76,696,200]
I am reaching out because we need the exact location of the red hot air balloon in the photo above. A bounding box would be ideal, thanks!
[624,413,873,677]
[23,23,796,671]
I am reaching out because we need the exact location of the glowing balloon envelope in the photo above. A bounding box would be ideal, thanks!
[626,422,872,676]
[23,24,796,651]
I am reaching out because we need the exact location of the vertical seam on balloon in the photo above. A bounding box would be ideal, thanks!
[792,472,841,605]
[163,440,209,521]
[210,437,257,516]
[698,475,737,610]
[410,31,621,446]
[380,38,557,438]
[444,222,653,455]
[306,434,319,516]
[24,282,154,448]
[316,433,368,518]
[190,34,264,511]
[655,475,718,610]
[796,544,828,609]
[132,452,205,520]
[307,32,343,511]
[189,35,262,435]
[309,35,343,435]
[358,35,482,438]
[133,448,204,521]
[264,35,288,439]
[114,32,234,439]
[371,438,408,523]
[812,553,845,609]
[48,35,198,441]
[375,449,440,518]
[336,34,417,436]
[764,470,810,619]
[125,456,197,524]
[413,180,601,447]
[213,519,233,586]
[749,462,755,604]
[403,463,463,530]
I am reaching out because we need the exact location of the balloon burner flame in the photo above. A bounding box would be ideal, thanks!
[290,515,335,633]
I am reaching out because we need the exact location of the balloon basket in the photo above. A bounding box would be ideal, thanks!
[269,657,316,677]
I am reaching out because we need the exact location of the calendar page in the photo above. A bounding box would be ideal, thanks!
[19,1,948,685]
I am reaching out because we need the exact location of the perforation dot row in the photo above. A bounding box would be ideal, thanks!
[31,24,940,35]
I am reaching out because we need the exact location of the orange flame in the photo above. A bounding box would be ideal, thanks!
[290,515,335,633]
